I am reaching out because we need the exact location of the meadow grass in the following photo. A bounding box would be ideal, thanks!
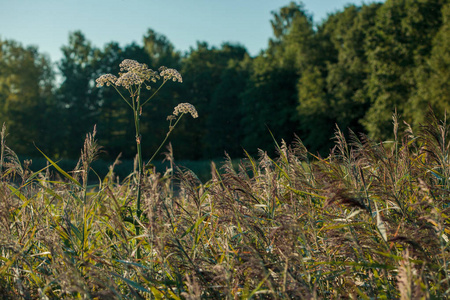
[16,157,232,187]
[1,110,449,299]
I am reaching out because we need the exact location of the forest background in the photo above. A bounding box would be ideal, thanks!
[0,0,449,178]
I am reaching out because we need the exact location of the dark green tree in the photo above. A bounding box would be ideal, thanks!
[179,42,248,159]
[241,2,312,155]
[296,3,381,152]
[324,4,380,128]
[240,60,299,155]
[362,0,445,139]
[0,39,57,156]
[140,30,183,161]
[94,42,133,159]
[143,29,181,68]
[58,31,101,157]
[413,2,450,122]
[204,56,250,158]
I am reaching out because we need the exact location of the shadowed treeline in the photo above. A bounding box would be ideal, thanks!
[0,0,448,162]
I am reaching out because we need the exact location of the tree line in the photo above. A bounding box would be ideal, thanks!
[0,0,448,162]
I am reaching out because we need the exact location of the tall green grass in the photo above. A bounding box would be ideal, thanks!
[0,111,449,299]
[16,156,232,185]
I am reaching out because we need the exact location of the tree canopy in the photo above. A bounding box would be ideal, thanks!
[0,0,448,161]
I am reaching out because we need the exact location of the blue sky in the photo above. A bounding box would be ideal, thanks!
[0,0,380,62]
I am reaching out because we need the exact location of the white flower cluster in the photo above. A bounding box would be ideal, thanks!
[160,68,183,83]
[173,103,198,118]
[96,59,160,89]
[96,74,118,87]
[119,59,142,72]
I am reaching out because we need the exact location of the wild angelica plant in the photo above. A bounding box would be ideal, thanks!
[96,59,197,257]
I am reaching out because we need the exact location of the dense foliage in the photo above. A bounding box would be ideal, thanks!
[0,0,449,162]
[1,110,450,298]
[1,1,450,298]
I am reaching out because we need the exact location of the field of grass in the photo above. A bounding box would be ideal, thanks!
[17,156,228,185]
[1,111,450,299]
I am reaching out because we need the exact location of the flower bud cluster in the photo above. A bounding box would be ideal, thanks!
[160,68,183,83]
[96,59,162,89]
[96,74,118,87]
[119,59,142,72]
[166,115,176,121]
[120,59,159,82]
[173,103,198,118]
[115,72,144,89]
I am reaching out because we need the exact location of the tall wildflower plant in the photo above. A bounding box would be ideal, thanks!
[96,59,197,257]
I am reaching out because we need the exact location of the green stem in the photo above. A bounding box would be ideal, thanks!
[146,113,184,166]
[113,86,134,110]
[134,88,143,259]
[141,80,167,107]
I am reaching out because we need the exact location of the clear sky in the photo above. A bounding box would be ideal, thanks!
[0,0,379,62]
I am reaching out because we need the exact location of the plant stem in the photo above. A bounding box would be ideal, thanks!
[141,80,167,107]
[134,89,143,260]
[146,113,184,166]
[113,86,133,110]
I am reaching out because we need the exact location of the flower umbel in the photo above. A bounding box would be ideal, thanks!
[173,103,198,118]
[119,59,142,72]
[96,59,160,90]
[119,59,159,80]
[115,72,145,89]
[160,68,183,83]
[96,74,118,87]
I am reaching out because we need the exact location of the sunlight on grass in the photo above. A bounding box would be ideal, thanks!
[0,99,449,298]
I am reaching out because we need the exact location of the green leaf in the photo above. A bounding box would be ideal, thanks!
[35,145,82,188]
[69,222,83,243]
[7,184,28,202]
[24,163,53,185]
[114,259,151,270]
[247,272,271,299]
[181,213,210,238]
[110,272,150,293]
[374,201,387,242]
[149,286,164,300]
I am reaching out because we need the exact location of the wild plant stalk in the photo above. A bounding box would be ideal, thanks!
[96,60,197,258]
[0,123,5,178]
[146,109,193,165]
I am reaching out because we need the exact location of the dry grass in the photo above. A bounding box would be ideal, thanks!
[0,111,449,299]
